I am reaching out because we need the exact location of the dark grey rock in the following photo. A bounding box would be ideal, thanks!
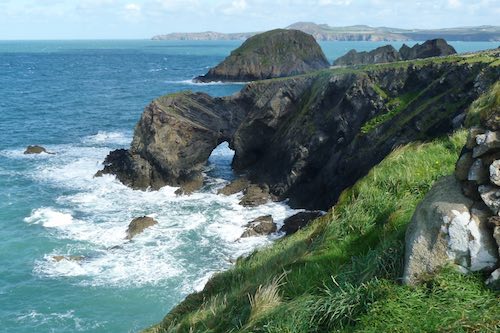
[279,211,323,235]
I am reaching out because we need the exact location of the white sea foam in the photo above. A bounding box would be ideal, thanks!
[82,131,131,146]
[15,133,300,290]
[165,79,248,86]
[24,208,75,228]
[15,309,103,331]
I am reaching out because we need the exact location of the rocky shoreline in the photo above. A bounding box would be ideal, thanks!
[98,49,500,211]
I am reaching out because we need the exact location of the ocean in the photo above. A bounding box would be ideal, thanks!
[0,39,497,332]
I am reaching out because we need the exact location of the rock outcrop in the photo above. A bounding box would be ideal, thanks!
[405,82,500,287]
[195,29,330,82]
[280,211,323,235]
[96,92,247,192]
[399,39,457,60]
[99,49,499,211]
[334,39,456,66]
[126,216,158,240]
[333,45,401,66]
[240,215,276,238]
[24,145,53,154]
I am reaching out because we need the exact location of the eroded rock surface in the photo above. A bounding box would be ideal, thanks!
[403,176,498,285]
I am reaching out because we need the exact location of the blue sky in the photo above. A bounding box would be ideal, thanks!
[0,0,499,39]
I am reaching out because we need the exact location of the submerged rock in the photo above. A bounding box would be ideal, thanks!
[126,216,158,240]
[280,211,323,235]
[52,255,85,262]
[239,184,272,207]
[241,215,276,238]
[217,178,250,196]
[195,29,330,82]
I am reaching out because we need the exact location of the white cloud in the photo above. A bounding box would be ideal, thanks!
[318,0,351,5]
[222,0,247,14]
[448,0,462,9]
[124,3,141,12]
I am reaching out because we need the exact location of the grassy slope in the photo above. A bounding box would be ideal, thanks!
[145,128,500,333]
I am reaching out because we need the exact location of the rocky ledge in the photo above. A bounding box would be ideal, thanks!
[99,49,499,210]
[333,38,457,66]
[194,29,330,82]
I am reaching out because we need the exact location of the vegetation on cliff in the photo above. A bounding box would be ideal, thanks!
[136,49,500,332]
[145,127,500,332]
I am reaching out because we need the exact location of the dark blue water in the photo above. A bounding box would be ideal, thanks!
[0,40,497,332]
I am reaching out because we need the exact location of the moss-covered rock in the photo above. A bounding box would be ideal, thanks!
[195,29,330,82]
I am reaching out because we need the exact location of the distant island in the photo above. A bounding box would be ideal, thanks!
[152,22,500,42]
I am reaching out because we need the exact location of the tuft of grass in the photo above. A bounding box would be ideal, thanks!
[361,90,419,134]
[247,272,287,322]
[465,81,500,128]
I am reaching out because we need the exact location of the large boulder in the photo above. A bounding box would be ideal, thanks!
[239,184,272,207]
[126,216,158,240]
[195,29,330,82]
[399,39,456,60]
[333,45,401,66]
[279,211,323,235]
[240,215,276,238]
[403,176,498,285]
[24,145,53,154]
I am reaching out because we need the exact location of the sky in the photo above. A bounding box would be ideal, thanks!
[0,0,499,39]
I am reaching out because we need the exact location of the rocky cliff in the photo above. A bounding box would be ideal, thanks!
[152,22,500,42]
[99,49,500,210]
[194,29,330,82]
[333,39,456,66]
[404,82,500,287]
[333,45,401,66]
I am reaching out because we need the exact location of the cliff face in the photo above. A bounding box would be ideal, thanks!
[195,29,330,82]
[152,23,500,42]
[333,45,401,66]
[99,50,500,210]
[333,39,457,66]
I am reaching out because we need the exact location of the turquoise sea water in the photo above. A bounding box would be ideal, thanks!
[0,40,497,332]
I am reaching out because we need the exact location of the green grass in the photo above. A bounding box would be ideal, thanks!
[143,129,500,333]
[361,90,419,134]
[465,82,500,128]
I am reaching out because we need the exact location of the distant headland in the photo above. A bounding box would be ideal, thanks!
[152,22,500,42]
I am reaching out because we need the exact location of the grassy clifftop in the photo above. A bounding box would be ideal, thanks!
[145,127,500,332]
[140,51,500,332]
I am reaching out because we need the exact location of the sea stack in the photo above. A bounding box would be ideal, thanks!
[195,29,330,82]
